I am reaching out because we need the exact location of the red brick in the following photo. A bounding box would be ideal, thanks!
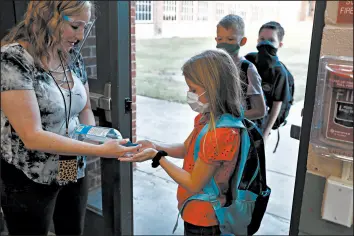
[86,36,96,46]
[83,57,97,67]
[131,53,136,61]
[131,43,136,53]
[90,47,96,57]
[81,47,91,58]
[91,65,97,76]
[85,66,92,77]
[131,69,136,78]
[130,1,137,144]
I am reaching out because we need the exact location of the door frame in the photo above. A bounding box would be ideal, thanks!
[0,1,134,235]
[0,1,329,235]
[289,1,327,235]
[85,1,134,236]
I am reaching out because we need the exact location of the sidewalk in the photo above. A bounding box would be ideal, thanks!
[133,95,303,235]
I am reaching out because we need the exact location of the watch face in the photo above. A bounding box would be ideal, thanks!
[262,83,272,93]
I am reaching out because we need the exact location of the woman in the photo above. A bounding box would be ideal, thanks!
[120,49,245,235]
[0,1,139,235]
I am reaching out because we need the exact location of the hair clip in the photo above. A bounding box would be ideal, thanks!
[63,15,70,21]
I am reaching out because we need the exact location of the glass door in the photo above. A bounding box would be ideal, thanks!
[289,1,327,235]
[84,1,134,236]
[0,1,134,235]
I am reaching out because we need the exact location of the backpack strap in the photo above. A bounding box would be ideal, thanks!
[239,60,250,96]
[240,60,250,77]
[172,114,251,233]
[194,114,250,190]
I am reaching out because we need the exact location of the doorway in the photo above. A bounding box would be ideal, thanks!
[0,1,134,236]
[0,1,327,235]
[132,1,324,235]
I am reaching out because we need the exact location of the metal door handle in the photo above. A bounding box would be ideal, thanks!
[290,125,301,140]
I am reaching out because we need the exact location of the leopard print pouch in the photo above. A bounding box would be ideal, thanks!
[57,156,78,183]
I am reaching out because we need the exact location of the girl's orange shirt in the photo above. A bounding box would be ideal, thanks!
[177,114,240,227]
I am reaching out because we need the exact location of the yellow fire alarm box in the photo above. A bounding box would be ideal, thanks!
[310,56,353,162]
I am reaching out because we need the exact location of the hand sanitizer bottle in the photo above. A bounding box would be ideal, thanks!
[70,124,123,145]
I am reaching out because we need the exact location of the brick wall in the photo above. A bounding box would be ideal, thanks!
[131,1,137,144]
[82,2,137,190]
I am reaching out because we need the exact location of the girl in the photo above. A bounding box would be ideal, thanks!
[120,49,245,235]
[1,1,139,235]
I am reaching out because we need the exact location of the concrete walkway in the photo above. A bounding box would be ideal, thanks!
[133,95,304,235]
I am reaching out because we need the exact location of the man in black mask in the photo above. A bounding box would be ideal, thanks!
[245,22,293,145]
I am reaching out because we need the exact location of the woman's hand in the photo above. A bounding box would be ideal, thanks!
[100,139,141,158]
[118,148,158,163]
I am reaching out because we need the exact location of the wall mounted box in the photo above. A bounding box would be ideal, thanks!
[310,56,353,162]
[322,176,353,227]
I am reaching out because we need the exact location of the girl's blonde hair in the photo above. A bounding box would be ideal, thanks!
[182,49,245,131]
[1,1,93,70]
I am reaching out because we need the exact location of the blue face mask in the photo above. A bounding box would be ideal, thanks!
[216,43,240,55]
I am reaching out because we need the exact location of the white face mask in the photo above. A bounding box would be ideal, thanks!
[187,91,209,113]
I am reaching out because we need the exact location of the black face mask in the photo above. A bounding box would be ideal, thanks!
[256,40,278,68]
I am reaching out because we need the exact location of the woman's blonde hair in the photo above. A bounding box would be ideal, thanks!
[1,1,93,70]
[182,49,245,132]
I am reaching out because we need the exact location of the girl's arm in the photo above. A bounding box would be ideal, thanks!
[121,128,240,193]
[159,157,217,193]
[154,143,186,159]
[137,140,186,159]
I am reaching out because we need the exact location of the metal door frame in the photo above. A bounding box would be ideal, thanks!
[289,1,327,235]
[86,1,134,236]
[0,1,329,235]
[0,1,134,236]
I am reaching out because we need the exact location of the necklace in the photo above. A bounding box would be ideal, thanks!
[49,65,70,74]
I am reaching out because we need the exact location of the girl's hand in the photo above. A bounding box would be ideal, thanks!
[118,148,158,163]
[136,140,156,151]
[100,139,141,158]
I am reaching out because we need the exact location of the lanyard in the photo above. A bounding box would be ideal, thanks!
[48,50,72,136]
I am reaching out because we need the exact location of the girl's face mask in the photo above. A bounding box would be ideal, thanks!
[187,91,209,114]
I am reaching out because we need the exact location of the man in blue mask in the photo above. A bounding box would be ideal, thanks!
[215,14,266,124]
[245,21,294,147]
